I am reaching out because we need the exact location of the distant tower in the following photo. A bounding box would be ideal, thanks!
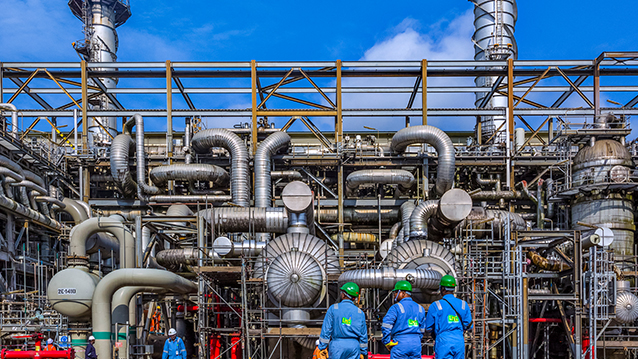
[69,0,132,148]
[472,0,517,144]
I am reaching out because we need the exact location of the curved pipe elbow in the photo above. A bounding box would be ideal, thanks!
[69,216,135,268]
[110,134,137,197]
[409,200,439,240]
[191,128,250,207]
[390,125,455,195]
[255,131,291,208]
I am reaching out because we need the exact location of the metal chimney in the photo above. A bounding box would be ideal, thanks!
[472,0,517,144]
[69,0,132,149]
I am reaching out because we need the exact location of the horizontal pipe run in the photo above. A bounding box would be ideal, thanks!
[149,195,232,203]
[338,267,442,290]
[198,207,288,233]
[149,164,230,186]
[346,169,415,192]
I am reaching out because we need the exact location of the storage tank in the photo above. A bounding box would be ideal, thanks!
[571,139,635,258]
[47,267,100,320]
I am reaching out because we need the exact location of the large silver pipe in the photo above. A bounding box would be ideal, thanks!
[23,170,44,187]
[35,196,66,208]
[389,222,401,240]
[338,267,442,290]
[470,190,524,200]
[409,200,439,239]
[166,204,194,231]
[198,207,288,233]
[91,269,197,359]
[255,131,291,208]
[346,169,415,192]
[271,170,303,181]
[110,134,137,197]
[191,129,250,206]
[10,180,48,195]
[390,125,456,195]
[400,201,415,243]
[149,164,229,187]
[112,286,168,359]
[0,104,18,138]
[457,207,526,238]
[0,155,24,180]
[317,208,400,225]
[61,198,89,224]
[156,248,199,270]
[128,114,160,200]
[149,195,232,203]
[212,237,265,258]
[69,216,135,268]
[0,194,62,230]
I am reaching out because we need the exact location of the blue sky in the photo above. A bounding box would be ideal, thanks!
[1,0,637,134]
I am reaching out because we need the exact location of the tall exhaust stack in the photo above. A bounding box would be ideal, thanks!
[473,0,517,144]
[69,0,131,149]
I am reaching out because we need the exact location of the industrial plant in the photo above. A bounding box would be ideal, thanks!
[0,0,637,358]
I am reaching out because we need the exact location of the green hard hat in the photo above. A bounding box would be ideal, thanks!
[340,282,360,297]
[440,275,457,288]
[393,280,412,292]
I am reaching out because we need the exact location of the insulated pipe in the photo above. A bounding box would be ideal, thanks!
[470,190,524,200]
[91,269,197,359]
[129,114,160,199]
[61,198,89,224]
[0,155,25,181]
[156,248,199,271]
[271,170,303,181]
[69,216,135,268]
[198,207,288,233]
[390,125,456,195]
[35,196,65,209]
[166,204,194,227]
[0,104,18,138]
[149,195,232,203]
[110,134,137,197]
[400,201,415,243]
[0,168,24,183]
[23,170,44,187]
[212,237,265,257]
[389,222,401,240]
[330,232,378,244]
[191,129,250,206]
[316,208,400,225]
[545,178,555,219]
[9,180,47,195]
[149,164,230,187]
[0,194,62,230]
[476,173,500,190]
[112,286,168,359]
[409,200,439,239]
[346,169,415,192]
[338,267,442,290]
[255,131,291,208]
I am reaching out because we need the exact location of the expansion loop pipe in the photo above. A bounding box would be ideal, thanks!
[91,269,197,359]
[110,134,137,197]
[69,216,135,268]
[149,164,230,188]
[390,125,456,195]
[191,129,250,207]
[409,200,439,239]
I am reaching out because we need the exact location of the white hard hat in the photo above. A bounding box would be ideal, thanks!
[47,339,53,344]
[88,336,95,341]
[168,328,177,336]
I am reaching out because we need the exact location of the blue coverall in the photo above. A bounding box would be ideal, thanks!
[381,297,427,359]
[162,337,187,359]
[424,294,473,359]
[318,299,368,359]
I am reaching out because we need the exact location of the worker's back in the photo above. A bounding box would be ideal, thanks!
[318,299,367,359]
[425,294,472,359]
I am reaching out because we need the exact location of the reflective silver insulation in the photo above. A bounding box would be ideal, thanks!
[149,164,230,187]
[272,170,303,181]
[316,208,399,225]
[571,139,635,257]
[129,114,160,199]
[386,240,457,277]
[400,201,415,244]
[254,233,339,308]
[0,193,62,230]
[0,155,25,182]
[390,125,456,195]
[191,129,250,207]
[198,207,288,233]
[457,208,526,238]
[470,190,523,200]
[409,200,438,239]
[346,169,415,192]
[255,131,291,208]
[338,267,442,290]
[156,248,199,271]
[110,134,137,197]
[149,195,232,203]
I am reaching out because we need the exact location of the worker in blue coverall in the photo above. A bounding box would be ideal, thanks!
[163,328,187,359]
[425,275,473,359]
[316,282,368,359]
[381,280,426,359]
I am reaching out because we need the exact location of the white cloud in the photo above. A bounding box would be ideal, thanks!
[340,11,477,131]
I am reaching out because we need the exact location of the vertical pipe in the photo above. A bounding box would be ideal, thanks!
[81,60,88,151]
[73,109,78,153]
[336,59,344,268]
[251,60,258,155]
[522,276,529,358]
[135,216,142,268]
[166,61,174,193]
[422,59,427,125]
